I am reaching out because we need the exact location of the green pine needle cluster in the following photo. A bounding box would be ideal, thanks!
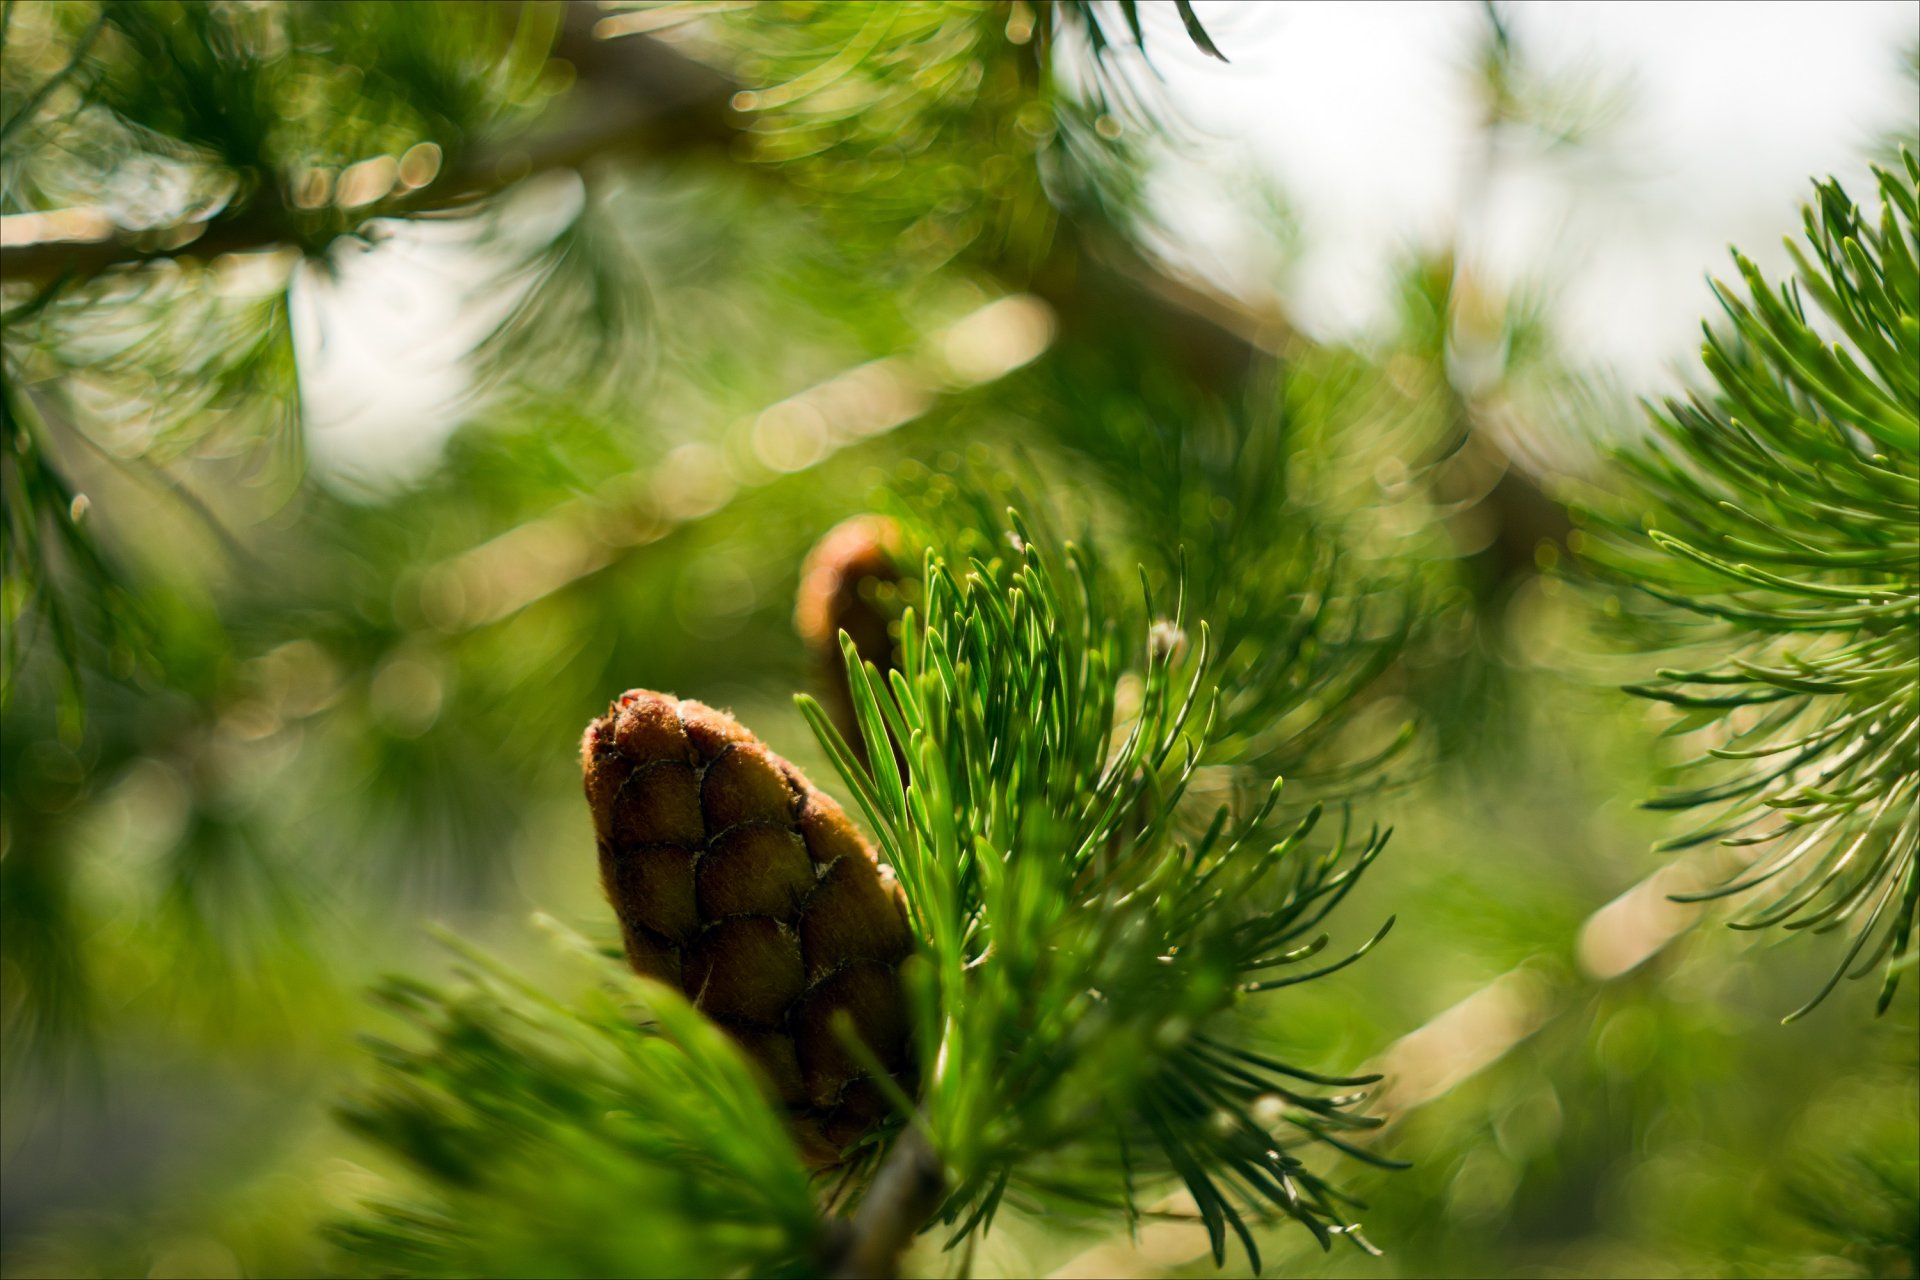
[796,487,1399,1269]
[1591,156,1919,1019]
[334,927,821,1279]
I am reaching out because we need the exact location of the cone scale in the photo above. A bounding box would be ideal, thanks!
[582,691,914,1160]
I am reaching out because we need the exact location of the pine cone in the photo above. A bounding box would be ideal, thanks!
[796,515,904,771]
[582,690,915,1160]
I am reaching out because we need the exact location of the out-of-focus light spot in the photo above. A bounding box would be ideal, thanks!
[1149,619,1188,664]
[154,219,206,251]
[211,246,298,296]
[594,2,750,40]
[1370,966,1555,1119]
[220,698,282,742]
[1596,1006,1660,1078]
[936,293,1056,385]
[731,89,761,112]
[1095,114,1123,139]
[751,398,830,472]
[370,652,445,737]
[250,639,343,719]
[588,476,667,548]
[291,168,334,210]
[417,565,469,634]
[819,358,931,438]
[298,172,588,493]
[0,206,113,246]
[336,155,399,209]
[102,758,191,873]
[418,507,621,631]
[1442,500,1498,557]
[68,493,90,523]
[652,442,735,521]
[1014,101,1054,142]
[1494,1086,1563,1161]
[1446,1147,1520,1223]
[1005,1,1035,45]
[397,142,443,190]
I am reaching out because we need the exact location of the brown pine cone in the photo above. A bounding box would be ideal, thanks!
[795,516,903,768]
[582,690,915,1161]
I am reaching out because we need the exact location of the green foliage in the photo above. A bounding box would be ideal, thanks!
[1011,352,1417,786]
[663,0,1218,275]
[1592,157,1920,1019]
[0,0,952,1069]
[0,365,147,735]
[6,3,1917,1278]
[334,927,821,1279]
[9,0,558,238]
[657,1,1054,272]
[1790,1150,1920,1279]
[795,487,1398,1269]
[0,0,626,707]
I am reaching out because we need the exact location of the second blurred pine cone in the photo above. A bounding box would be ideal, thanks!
[582,690,915,1161]
[796,516,903,767]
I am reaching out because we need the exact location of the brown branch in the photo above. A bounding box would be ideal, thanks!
[817,1127,946,1280]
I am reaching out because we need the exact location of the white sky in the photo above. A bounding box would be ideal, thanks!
[1141,0,1919,388]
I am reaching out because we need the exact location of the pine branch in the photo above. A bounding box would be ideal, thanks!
[332,928,825,1278]
[788,489,1401,1269]
[1587,156,1920,1019]
[818,1127,946,1280]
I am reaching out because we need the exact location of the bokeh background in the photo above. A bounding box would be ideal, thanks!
[2,2,1915,1277]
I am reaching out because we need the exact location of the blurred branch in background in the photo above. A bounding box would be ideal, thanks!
[0,2,731,285]
[416,293,1053,633]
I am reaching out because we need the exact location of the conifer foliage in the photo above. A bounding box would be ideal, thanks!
[6,3,1917,1278]
[795,496,1400,1269]
[1593,156,1920,1019]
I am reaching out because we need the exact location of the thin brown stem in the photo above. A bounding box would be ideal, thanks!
[818,1128,947,1280]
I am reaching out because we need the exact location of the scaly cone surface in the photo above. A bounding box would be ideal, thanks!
[582,691,915,1161]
